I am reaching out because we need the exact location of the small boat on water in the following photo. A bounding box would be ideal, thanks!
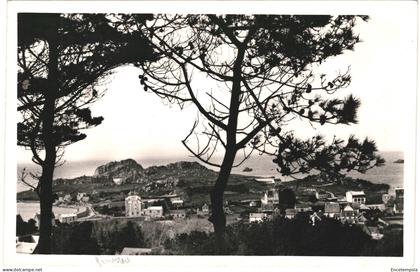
[242,167,253,172]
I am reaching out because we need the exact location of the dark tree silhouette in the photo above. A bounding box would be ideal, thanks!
[111,14,384,253]
[17,13,156,253]
[278,188,296,210]
[16,215,37,236]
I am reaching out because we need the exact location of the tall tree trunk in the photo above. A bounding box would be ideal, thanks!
[34,18,59,254]
[35,153,56,254]
[210,148,236,254]
[209,46,245,254]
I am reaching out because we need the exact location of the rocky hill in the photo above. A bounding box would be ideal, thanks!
[52,159,218,188]
[145,161,214,178]
[93,159,147,184]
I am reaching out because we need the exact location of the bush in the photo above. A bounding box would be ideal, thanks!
[51,221,100,254]
[51,220,147,254]
[164,217,401,256]
[16,215,37,236]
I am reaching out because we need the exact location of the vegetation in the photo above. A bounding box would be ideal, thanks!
[44,212,402,256]
[51,221,101,254]
[362,227,403,256]
[51,220,146,254]
[164,217,402,256]
[16,215,37,236]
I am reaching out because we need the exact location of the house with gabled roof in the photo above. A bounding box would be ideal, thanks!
[342,204,356,219]
[346,191,366,204]
[324,202,340,218]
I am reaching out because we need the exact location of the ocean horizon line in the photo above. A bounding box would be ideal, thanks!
[17,150,404,166]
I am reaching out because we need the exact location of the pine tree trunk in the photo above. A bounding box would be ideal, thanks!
[209,148,236,254]
[35,158,55,253]
[209,45,245,254]
[33,18,59,254]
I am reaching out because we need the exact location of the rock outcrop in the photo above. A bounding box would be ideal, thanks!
[93,159,146,184]
[52,159,216,191]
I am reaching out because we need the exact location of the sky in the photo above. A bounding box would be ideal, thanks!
[17,13,417,163]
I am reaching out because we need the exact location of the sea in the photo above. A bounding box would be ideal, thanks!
[17,151,404,192]
[16,202,79,221]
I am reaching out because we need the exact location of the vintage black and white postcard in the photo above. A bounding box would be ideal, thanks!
[1,1,418,272]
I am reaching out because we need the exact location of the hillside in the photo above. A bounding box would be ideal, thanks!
[17,159,390,205]
[17,159,268,203]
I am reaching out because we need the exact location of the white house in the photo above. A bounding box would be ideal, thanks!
[170,198,184,208]
[113,177,123,185]
[58,213,77,224]
[169,209,187,219]
[76,192,86,202]
[125,191,142,217]
[345,191,366,204]
[261,189,279,205]
[342,204,355,218]
[249,213,267,223]
[143,206,163,218]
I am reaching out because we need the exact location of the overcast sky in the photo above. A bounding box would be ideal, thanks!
[17,13,417,163]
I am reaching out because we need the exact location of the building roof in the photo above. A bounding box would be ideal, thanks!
[170,209,186,214]
[285,209,297,215]
[324,202,340,213]
[357,214,368,222]
[343,204,354,212]
[127,191,141,197]
[126,194,141,200]
[146,206,163,211]
[249,213,266,218]
[59,213,77,218]
[347,191,366,196]
[120,247,152,255]
[360,204,370,210]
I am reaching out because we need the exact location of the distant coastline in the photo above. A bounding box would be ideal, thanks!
[17,151,404,192]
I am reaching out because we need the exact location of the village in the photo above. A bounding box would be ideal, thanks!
[16,180,404,254]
